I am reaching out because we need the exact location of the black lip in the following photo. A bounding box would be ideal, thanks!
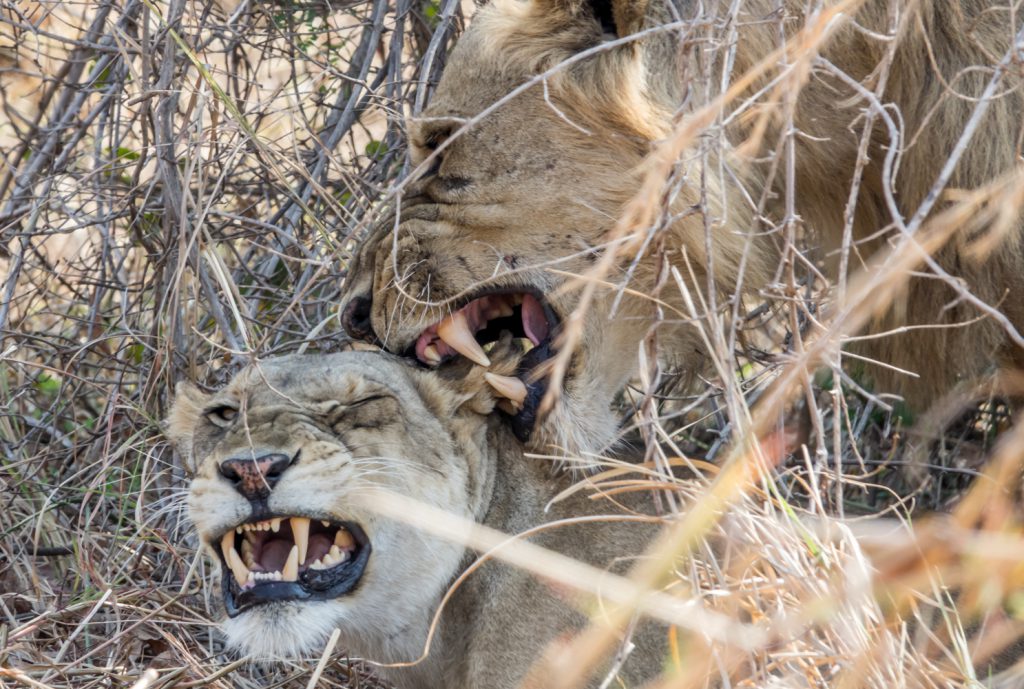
[220,520,372,617]
[508,339,553,442]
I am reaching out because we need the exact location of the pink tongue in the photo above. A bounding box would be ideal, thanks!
[260,539,293,571]
[521,294,549,345]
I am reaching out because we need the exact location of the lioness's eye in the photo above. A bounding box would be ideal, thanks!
[350,395,387,407]
[205,405,238,427]
[325,396,387,417]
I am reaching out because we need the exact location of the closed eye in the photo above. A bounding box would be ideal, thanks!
[323,395,391,417]
[327,394,398,432]
[349,395,388,407]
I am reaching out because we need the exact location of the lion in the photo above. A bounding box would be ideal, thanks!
[165,345,667,687]
[338,0,1024,455]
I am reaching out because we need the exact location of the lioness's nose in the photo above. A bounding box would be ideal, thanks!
[341,294,375,341]
[219,453,293,501]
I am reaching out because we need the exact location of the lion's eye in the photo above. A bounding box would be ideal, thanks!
[205,405,238,427]
[414,122,455,153]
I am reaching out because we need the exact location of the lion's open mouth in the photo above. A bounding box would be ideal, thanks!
[217,516,371,616]
[411,291,559,440]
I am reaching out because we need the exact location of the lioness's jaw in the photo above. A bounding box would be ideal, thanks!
[216,516,371,617]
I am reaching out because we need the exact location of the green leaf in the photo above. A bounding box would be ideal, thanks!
[114,147,141,161]
[35,373,61,396]
[364,140,388,159]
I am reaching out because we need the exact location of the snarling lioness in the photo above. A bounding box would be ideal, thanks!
[166,347,665,687]
[339,0,1024,454]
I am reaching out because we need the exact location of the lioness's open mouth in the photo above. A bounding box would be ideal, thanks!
[410,291,560,440]
[217,516,371,616]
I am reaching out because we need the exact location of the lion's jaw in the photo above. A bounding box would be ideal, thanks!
[339,0,671,457]
[170,353,496,661]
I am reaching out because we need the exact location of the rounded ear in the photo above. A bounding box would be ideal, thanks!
[164,380,208,453]
[534,0,649,37]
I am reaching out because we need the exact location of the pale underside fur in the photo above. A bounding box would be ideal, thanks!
[165,350,666,689]
[339,0,1024,456]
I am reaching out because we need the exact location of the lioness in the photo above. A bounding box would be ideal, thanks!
[339,0,1024,454]
[166,348,665,687]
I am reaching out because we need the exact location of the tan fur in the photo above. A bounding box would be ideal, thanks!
[166,351,665,688]
[340,0,1024,454]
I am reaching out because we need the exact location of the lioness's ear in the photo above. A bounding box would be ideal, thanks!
[165,381,208,456]
[535,0,649,37]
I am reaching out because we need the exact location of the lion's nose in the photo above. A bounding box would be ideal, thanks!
[219,453,293,502]
[341,294,375,341]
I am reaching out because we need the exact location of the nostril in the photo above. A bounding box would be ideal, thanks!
[219,461,242,484]
[219,453,293,501]
[342,295,374,340]
[264,455,291,481]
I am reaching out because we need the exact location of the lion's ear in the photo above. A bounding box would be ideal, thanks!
[535,0,649,37]
[165,381,208,455]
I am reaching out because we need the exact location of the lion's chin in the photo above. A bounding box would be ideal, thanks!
[221,600,348,659]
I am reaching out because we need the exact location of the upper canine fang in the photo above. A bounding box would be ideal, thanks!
[291,517,310,564]
[437,311,490,367]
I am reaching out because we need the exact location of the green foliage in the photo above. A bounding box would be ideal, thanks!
[34,373,61,397]
[365,139,388,159]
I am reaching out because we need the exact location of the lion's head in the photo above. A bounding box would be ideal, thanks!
[166,350,516,660]
[339,0,764,456]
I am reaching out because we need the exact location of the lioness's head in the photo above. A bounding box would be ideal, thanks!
[339,0,754,455]
[166,351,512,658]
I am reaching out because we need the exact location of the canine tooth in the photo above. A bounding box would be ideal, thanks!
[422,344,442,366]
[271,518,281,532]
[225,546,250,588]
[335,529,355,549]
[282,545,299,581]
[220,531,234,560]
[437,311,490,367]
[484,372,528,404]
[241,539,255,567]
[291,517,310,564]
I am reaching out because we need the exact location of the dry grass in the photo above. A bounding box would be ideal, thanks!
[1,0,1023,688]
